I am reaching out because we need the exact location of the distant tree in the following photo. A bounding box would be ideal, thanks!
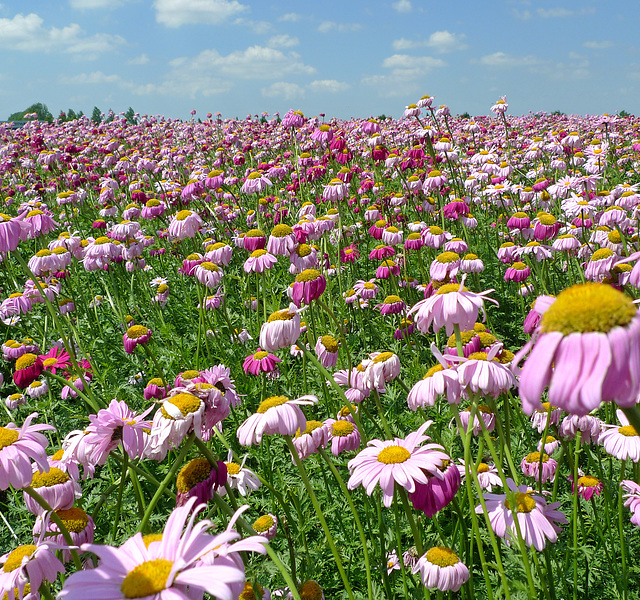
[58,111,67,121]
[124,107,136,124]
[377,114,387,121]
[91,107,102,124]
[619,110,632,117]
[7,102,53,122]
[460,112,471,119]
[67,109,77,121]
[551,110,566,116]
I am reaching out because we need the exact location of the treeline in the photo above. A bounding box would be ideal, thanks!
[7,103,138,124]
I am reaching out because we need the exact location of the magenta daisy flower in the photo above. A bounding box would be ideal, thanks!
[516,282,640,416]
[58,497,246,600]
[314,336,339,368]
[520,451,557,483]
[568,474,603,501]
[412,546,469,592]
[327,419,361,456]
[291,269,326,306]
[243,348,282,376]
[237,394,317,447]
[123,325,152,354]
[347,421,450,507]
[0,413,54,490]
[478,479,567,550]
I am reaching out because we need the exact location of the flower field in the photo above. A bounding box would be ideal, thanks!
[1,97,640,599]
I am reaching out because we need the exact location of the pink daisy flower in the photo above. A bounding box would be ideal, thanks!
[237,394,317,447]
[291,269,326,306]
[33,506,95,563]
[621,480,640,526]
[167,209,203,241]
[327,419,361,456]
[376,294,406,316]
[409,461,461,517]
[0,541,64,599]
[243,348,281,376]
[478,479,567,551]
[292,420,330,460]
[353,279,379,300]
[520,451,557,483]
[516,282,640,416]
[0,412,54,490]
[194,262,223,289]
[0,213,22,252]
[600,410,640,462]
[58,497,248,600]
[23,466,81,515]
[123,325,152,354]
[314,335,339,368]
[456,459,502,492]
[568,474,603,501]
[244,249,277,274]
[412,546,469,592]
[259,304,303,352]
[347,421,450,507]
[456,347,515,398]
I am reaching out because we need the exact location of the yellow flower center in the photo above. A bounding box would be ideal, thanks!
[247,172,262,180]
[332,421,355,437]
[157,284,169,293]
[505,491,536,513]
[177,458,212,493]
[161,393,202,419]
[590,248,614,262]
[525,452,549,464]
[425,546,460,567]
[239,582,267,600]
[377,445,411,464]
[577,475,600,488]
[15,353,38,370]
[320,335,339,353]
[271,224,293,237]
[94,236,111,245]
[267,308,296,322]
[618,425,638,437]
[608,230,622,244]
[538,213,557,226]
[257,395,289,413]
[126,325,149,339]
[541,282,636,335]
[428,170,442,178]
[175,210,192,221]
[436,283,468,295]
[296,244,312,257]
[35,249,52,258]
[511,261,528,271]
[464,253,478,261]
[32,467,70,488]
[199,261,219,272]
[424,364,445,378]
[120,559,173,598]
[373,351,394,364]
[142,533,163,548]
[0,428,19,450]
[436,251,460,264]
[226,461,241,475]
[42,357,59,367]
[3,545,37,572]
[56,507,90,532]
[477,462,490,473]
[253,514,275,532]
[300,580,324,600]
[296,420,324,438]
[253,350,269,360]
[295,269,322,283]
[384,295,403,305]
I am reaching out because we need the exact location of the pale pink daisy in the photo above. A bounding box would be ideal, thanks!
[600,410,640,462]
[520,451,557,483]
[621,480,640,526]
[412,546,469,592]
[347,421,450,507]
[456,459,502,492]
[167,209,203,240]
[244,249,277,273]
[259,304,303,352]
[292,420,330,461]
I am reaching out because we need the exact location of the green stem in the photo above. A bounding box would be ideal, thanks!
[284,436,355,600]
[111,451,129,541]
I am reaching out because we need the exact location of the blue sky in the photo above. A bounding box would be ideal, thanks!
[1,0,638,120]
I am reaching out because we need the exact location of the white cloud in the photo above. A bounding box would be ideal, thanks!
[478,51,543,67]
[537,7,595,18]
[512,8,532,20]
[392,31,466,53]
[318,21,362,33]
[128,53,150,65]
[392,0,412,13]
[261,81,305,100]
[154,0,247,28]
[583,40,613,49]
[233,18,272,34]
[278,12,301,22]
[382,54,446,72]
[0,13,124,59]
[363,53,446,97]
[69,0,124,8]
[308,79,349,93]
[267,34,299,48]
[62,71,124,85]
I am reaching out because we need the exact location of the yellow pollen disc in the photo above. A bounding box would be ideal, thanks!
[525,241,540,248]
[467,352,490,361]
[373,351,394,363]
[299,580,324,600]
[590,248,614,261]
[377,445,411,464]
[253,514,275,532]
[147,378,166,387]
[332,421,355,437]
[186,253,200,261]
[607,231,622,243]
[618,425,638,437]
[525,452,549,464]
[250,249,268,258]
[161,393,202,418]
[295,269,322,283]
[94,236,111,245]
[226,461,241,475]
[424,364,445,378]
[428,170,442,178]
[384,295,402,304]
[176,458,212,493]
[15,353,38,370]
[146,199,160,207]
[257,395,289,413]
[408,232,421,240]
[42,357,58,367]
[477,463,490,473]
[545,435,556,443]
[3,545,37,572]
[541,282,636,335]
[267,308,295,322]
[578,475,600,487]
[0,428,19,450]
[51,449,64,461]
[447,330,477,347]
[126,325,149,339]
[478,332,497,347]
[142,533,163,548]
[239,582,266,600]
[464,253,478,261]
[35,249,52,257]
[511,261,528,270]
[52,247,68,255]
[538,214,557,225]
[321,335,339,353]
[271,224,293,237]
[296,420,324,438]
[386,226,399,234]
[56,507,90,532]
[436,283,468,295]
[120,559,173,599]
[27,209,45,217]
[296,244,313,258]
[181,370,199,379]
[247,172,262,180]
[157,284,169,293]
[175,210,192,221]
[505,491,536,513]
[32,467,70,488]
[200,261,219,272]
[253,350,269,360]
[425,546,460,568]
[437,251,460,264]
